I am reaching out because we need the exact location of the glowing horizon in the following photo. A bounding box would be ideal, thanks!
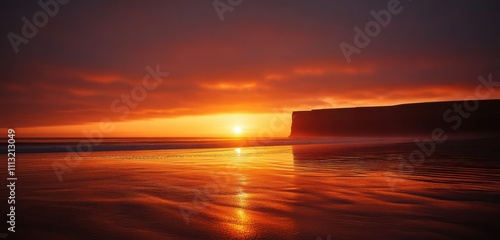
[11,113,292,138]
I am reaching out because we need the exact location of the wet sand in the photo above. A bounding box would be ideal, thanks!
[12,138,500,239]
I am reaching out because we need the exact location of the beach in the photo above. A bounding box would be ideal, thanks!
[9,137,500,239]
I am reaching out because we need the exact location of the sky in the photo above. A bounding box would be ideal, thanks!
[0,0,499,137]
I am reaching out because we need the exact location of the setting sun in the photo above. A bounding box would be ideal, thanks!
[233,126,242,135]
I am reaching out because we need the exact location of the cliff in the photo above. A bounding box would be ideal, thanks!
[290,99,500,137]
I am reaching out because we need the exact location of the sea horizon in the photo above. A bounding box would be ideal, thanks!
[3,135,487,154]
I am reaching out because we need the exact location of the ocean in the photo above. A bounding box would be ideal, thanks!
[5,137,500,239]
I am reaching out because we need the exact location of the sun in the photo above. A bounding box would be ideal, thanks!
[233,126,242,135]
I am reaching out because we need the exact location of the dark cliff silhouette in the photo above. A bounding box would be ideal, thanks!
[290,99,500,138]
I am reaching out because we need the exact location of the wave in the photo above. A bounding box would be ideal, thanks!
[3,137,413,153]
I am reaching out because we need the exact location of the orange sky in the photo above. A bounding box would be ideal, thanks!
[1,1,499,137]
